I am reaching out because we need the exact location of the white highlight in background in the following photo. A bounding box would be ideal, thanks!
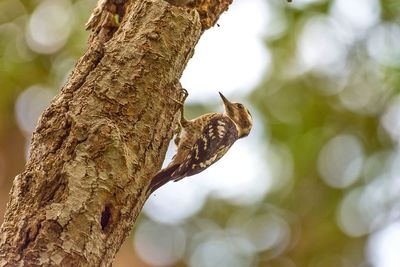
[26,0,72,54]
[181,0,271,102]
[318,134,364,188]
[134,220,186,266]
[368,222,400,267]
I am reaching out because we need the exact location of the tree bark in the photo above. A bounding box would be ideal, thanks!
[0,0,232,265]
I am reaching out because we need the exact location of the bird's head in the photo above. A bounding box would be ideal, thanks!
[219,92,253,138]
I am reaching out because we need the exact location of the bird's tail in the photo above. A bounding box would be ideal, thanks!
[148,164,180,194]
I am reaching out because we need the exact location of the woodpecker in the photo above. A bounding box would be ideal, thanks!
[149,91,253,193]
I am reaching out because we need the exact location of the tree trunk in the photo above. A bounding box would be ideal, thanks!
[0,0,232,265]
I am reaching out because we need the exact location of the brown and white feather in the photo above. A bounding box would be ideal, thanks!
[148,93,252,193]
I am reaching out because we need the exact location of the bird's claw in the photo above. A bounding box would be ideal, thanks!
[169,88,189,106]
[179,88,189,103]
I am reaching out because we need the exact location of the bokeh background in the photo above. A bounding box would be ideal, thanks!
[1,0,400,266]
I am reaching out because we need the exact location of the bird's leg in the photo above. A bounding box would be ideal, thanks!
[168,88,189,146]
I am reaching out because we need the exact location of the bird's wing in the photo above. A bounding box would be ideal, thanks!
[172,116,238,181]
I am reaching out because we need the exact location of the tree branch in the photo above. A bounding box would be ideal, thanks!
[0,0,234,265]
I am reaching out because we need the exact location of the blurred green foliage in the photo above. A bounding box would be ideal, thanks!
[1,0,400,266]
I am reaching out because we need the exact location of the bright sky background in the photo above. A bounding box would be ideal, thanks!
[180,0,271,102]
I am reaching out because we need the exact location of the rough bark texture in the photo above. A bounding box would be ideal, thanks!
[0,0,234,265]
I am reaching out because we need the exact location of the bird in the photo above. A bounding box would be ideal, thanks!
[148,90,253,193]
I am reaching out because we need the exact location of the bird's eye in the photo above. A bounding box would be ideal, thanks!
[237,104,244,109]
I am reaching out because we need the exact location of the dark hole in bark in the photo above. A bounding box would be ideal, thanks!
[101,204,112,231]
[19,229,32,253]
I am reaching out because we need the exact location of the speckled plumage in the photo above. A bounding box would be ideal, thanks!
[149,92,252,193]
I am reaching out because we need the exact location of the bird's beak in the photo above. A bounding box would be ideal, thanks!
[219,92,231,107]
